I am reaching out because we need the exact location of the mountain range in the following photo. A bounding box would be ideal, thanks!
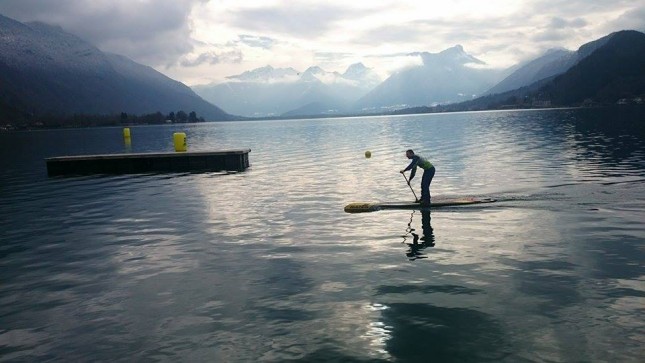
[399,30,645,113]
[192,63,381,117]
[196,31,644,117]
[538,30,645,105]
[484,32,617,95]
[0,14,232,123]
[0,11,643,126]
[194,45,507,117]
[197,30,639,117]
[354,45,507,113]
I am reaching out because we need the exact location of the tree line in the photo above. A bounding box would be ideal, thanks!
[2,110,207,130]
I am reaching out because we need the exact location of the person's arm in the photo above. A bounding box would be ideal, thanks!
[401,156,419,180]
[409,164,417,181]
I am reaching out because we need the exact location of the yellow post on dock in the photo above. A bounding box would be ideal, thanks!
[173,132,187,152]
[123,128,132,150]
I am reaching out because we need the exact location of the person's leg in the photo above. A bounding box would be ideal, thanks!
[421,167,435,203]
[421,170,429,203]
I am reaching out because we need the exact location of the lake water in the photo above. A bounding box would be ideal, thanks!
[1,107,644,362]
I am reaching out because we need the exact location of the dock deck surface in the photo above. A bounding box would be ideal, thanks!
[46,149,251,176]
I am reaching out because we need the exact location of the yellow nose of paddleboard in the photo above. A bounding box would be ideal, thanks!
[344,202,377,213]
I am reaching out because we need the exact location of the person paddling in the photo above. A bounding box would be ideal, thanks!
[400,149,435,206]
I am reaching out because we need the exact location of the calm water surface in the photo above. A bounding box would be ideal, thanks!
[1,107,644,362]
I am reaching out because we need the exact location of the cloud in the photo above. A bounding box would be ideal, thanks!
[532,29,571,42]
[354,24,427,46]
[313,51,355,66]
[549,17,588,29]
[227,3,364,38]
[0,0,642,84]
[604,5,645,32]
[362,53,424,78]
[530,16,589,42]
[0,0,203,67]
[525,0,636,15]
[238,34,276,49]
[180,50,243,67]
[352,13,530,52]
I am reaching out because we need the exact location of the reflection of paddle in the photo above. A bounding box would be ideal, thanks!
[401,172,418,202]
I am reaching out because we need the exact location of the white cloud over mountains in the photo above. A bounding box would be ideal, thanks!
[0,0,642,85]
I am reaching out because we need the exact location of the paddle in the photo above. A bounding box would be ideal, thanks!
[401,172,418,202]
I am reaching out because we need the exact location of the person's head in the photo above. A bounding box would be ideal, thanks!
[406,149,414,159]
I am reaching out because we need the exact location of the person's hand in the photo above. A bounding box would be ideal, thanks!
[399,170,405,174]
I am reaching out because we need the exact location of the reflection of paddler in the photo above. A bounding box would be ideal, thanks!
[420,210,434,246]
[404,210,435,260]
[400,149,435,206]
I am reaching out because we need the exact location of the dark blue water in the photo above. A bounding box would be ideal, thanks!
[1,107,644,362]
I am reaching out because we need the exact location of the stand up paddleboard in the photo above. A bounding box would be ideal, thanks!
[344,197,496,213]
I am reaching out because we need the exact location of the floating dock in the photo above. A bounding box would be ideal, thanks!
[46,149,251,176]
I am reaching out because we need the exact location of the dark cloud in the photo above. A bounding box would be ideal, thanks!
[228,4,363,38]
[532,15,590,43]
[0,0,202,66]
[532,29,571,42]
[605,5,645,32]
[549,17,588,29]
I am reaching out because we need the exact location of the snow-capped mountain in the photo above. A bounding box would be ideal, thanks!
[437,30,645,111]
[353,45,504,112]
[192,63,382,117]
[485,32,618,96]
[226,65,299,82]
[194,45,505,116]
[484,48,575,95]
[342,63,382,88]
[0,14,230,121]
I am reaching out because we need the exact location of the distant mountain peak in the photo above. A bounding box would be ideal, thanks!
[483,46,576,95]
[341,63,382,87]
[544,47,570,54]
[343,63,369,78]
[226,65,299,82]
[303,66,324,74]
[193,61,383,117]
[439,45,485,65]
[409,45,485,66]
[300,66,343,83]
[346,62,367,70]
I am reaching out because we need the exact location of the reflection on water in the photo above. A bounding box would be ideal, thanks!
[0,107,644,361]
[403,210,436,260]
[382,303,508,362]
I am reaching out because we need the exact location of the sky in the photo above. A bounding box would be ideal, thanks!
[0,0,643,86]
